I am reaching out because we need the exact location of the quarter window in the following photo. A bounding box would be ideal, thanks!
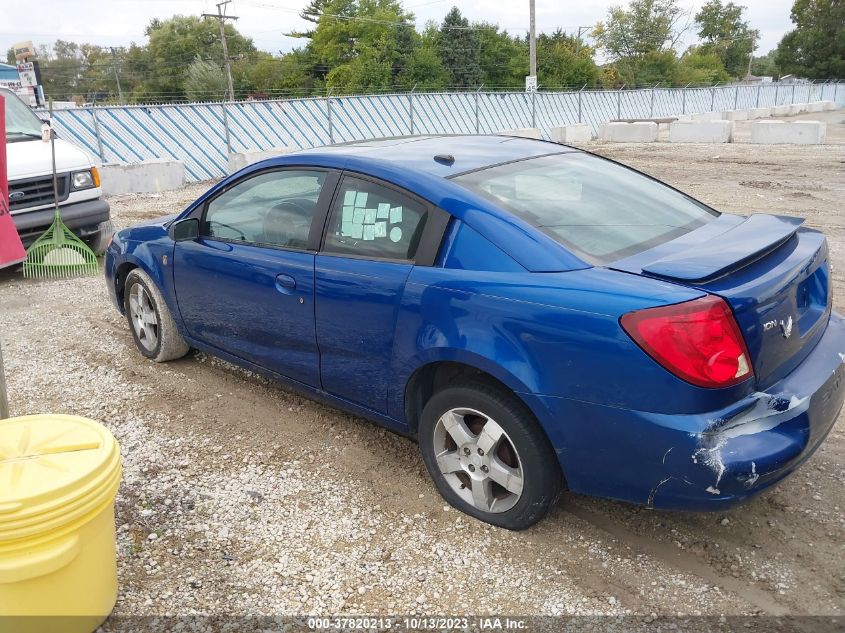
[202,170,327,250]
[323,177,429,261]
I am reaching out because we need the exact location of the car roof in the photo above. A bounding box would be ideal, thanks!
[297,134,581,178]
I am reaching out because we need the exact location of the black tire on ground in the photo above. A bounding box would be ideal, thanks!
[418,380,563,530]
[123,268,190,363]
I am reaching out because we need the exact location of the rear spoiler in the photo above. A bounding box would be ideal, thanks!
[640,214,804,283]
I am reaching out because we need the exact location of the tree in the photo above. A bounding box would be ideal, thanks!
[395,23,449,89]
[133,16,257,101]
[437,7,483,88]
[675,47,730,84]
[593,0,688,61]
[537,30,600,88]
[476,24,526,88]
[694,1,758,77]
[183,56,228,101]
[288,0,331,38]
[776,0,845,79]
[751,49,780,78]
[247,50,322,96]
[308,0,417,90]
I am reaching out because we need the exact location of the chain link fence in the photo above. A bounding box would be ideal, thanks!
[43,82,844,182]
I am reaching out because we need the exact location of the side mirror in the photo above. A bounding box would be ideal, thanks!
[168,218,199,242]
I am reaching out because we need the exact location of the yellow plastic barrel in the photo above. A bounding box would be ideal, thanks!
[0,414,121,633]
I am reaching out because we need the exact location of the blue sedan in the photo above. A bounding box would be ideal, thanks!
[105,135,845,529]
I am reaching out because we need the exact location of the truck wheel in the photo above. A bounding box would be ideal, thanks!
[123,268,189,362]
[418,380,562,530]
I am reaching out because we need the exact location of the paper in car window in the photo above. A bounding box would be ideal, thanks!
[341,221,353,236]
[342,206,353,222]
[343,190,357,206]
[390,207,403,224]
[363,224,375,241]
[390,227,402,242]
[355,191,368,207]
[377,203,390,219]
[352,208,365,224]
[350,223,364,239]
[364,208,377,224]
[375,221,387,238]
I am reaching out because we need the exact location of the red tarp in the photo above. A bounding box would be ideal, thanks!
[0,94,26,269]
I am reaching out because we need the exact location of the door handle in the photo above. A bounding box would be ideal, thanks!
[274,273,297,294]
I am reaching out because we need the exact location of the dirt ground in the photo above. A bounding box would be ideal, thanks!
[1,109,844,624]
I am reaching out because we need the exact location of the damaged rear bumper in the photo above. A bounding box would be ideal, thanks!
[524,311,845,511]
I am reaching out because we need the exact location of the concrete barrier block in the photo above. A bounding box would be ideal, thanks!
[749,107,772,119]
[821,100,836,111]
[497,128,543,140]
[100,160,186,196]
[772,105,791,117]
[550,123,592,144]
[601,122,658,143]
[228,147,295,173]
[669,120,734,143]
[750,120,827,145]
[691,112,722,121]
[806,101,824,112]
[788,104,803,115]
[722,110,748,121]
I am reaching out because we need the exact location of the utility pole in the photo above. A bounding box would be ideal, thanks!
[109,47,123,102]
[574,26,590,57]
[202,0,238,102]
[528,0,537,79]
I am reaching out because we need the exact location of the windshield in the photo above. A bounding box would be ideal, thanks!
[452,152,718,263]
[1,88,43,140]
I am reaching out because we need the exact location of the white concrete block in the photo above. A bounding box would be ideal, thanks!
[550,123,592,144]
[772,105,791,117]
[750,120,827,145]
[722,110,748,121]
[749,107,772,119]
[788,104,803,115]
[228,147,295,173]
[497,128,543,140]
[691,112,722,121]
[821,100,836,111]
[806,101,824,112]
[601,121,658,143]
[100,160,186,196]
[669,120,734,143]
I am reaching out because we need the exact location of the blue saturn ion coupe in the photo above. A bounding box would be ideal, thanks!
[105,135,845,530]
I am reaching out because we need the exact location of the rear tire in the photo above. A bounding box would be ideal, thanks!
[418,381,562,530]
[123,268,189,363]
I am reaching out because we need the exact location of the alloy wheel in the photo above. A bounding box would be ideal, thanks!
[432,407,525,513]
[129,283,159,352]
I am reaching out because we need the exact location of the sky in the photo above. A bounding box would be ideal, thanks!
[0,0,795,62]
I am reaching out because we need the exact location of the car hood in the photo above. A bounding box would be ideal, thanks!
[6,137,97,181]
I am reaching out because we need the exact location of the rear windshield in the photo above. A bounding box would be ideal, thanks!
[452,153,718,263]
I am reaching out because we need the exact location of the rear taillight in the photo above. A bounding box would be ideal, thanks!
[620,296,753,389]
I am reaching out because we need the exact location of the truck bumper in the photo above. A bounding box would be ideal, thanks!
[522,310,845,511]
[12,199,111,246]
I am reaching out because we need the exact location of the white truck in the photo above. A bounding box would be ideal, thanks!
[2,87,110,251]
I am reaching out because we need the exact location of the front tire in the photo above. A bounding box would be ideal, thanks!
[123,268,189,363]
[419,381,562,530]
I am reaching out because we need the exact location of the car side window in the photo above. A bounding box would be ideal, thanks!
[202,170,328,250]
[322,177,429,261]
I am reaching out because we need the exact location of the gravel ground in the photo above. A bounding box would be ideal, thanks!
[1,109,844,625]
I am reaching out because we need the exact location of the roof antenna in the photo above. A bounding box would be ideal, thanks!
[434,154,455,166]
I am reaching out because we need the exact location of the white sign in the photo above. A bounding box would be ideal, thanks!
[525,75,537,92]
[16,62,37,88]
